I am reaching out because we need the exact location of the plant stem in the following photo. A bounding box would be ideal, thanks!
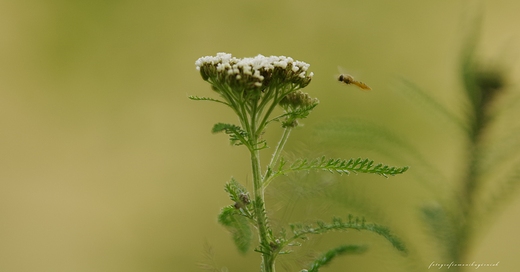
[454,149,478,267]
[250,148,275,272]
[249,107,275,271]
[264,127,292,187]
[455,85,486,268]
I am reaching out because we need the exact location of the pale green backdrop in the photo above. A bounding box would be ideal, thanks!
[1,0,519,271]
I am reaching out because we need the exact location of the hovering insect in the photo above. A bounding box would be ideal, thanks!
[336,67,372,91]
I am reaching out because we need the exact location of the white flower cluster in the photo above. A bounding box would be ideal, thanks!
[193,53,318,126]
[195,53,314,87]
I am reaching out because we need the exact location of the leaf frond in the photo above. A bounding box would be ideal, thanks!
[307,244,367,272]
[289,215,407,254]
[481,159,520,219]
[269,103,319,127]
[218,206,253,254]
[274,156,409,178]
[198,241,230,272]
[313,118,445,194]
[224,178,248,202]
[212,123,249,146]
[224,178,252,211]
[189,95,230,106]
[420,203,459,260]
[480,125,520,173]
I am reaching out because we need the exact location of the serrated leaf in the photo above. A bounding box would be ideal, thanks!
[269,103,318,127]
[420,204,458,259]
[290,215,407,254]
[313,118,445,195]
[188,95,230,106]
[212,123,248,146]
[218,206,253,254]
[224,178,251,210]
[308,245,367,272]
[224,178,248,203]
[278,156,408,177]
[481,161,520,220]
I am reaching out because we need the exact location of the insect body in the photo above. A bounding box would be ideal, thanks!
[338,74,372,91]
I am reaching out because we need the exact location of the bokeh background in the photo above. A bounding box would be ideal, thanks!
[2,0,520,271]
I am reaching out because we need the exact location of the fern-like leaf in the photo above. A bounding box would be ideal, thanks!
[307,245,367,272]
[482,160,520,219]
[313,118,444,192]
[481,125,520,173]
[420,204,458,260]
[289,215,407,254]
[218,206,253,254]
[276,156,408,178]
[270,103,318,128]
[224,178,248,202]
[212,123,248,146]
[224,178,251,211]
[188,95,230,106]
[198,241,229,272]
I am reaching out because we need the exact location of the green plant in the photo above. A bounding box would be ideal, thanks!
[392,26,520,270]
[191,53,409,271]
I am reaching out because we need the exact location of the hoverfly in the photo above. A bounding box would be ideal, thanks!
[337,67,372,91]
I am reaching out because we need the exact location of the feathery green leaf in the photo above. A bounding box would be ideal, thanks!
[212,123,249,146]
[224,178,251,211]
[482,160,520,219]
[289,215,407,254]
[273,156,408,179]
[188,95,230,106]
[480,125,520,173]
[224,178,248,203]
[218,206,253,254]
[314,118,445,195]
[270,103,318,128]
[307,245,367,272]
[420,204,458,260]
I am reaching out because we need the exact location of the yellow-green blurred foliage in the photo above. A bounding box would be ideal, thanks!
[1,0,520,271]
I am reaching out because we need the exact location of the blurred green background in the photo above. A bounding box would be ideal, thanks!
[2,0,520,271]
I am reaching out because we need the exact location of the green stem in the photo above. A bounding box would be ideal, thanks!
[247,105,275,271]
[256,86,296,135]
[250,148,275,272]
[263,127,292,187]
[454,88,486,267]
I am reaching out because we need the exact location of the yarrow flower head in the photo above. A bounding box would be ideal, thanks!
[195,53,313,101]
[193,52,317,132]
